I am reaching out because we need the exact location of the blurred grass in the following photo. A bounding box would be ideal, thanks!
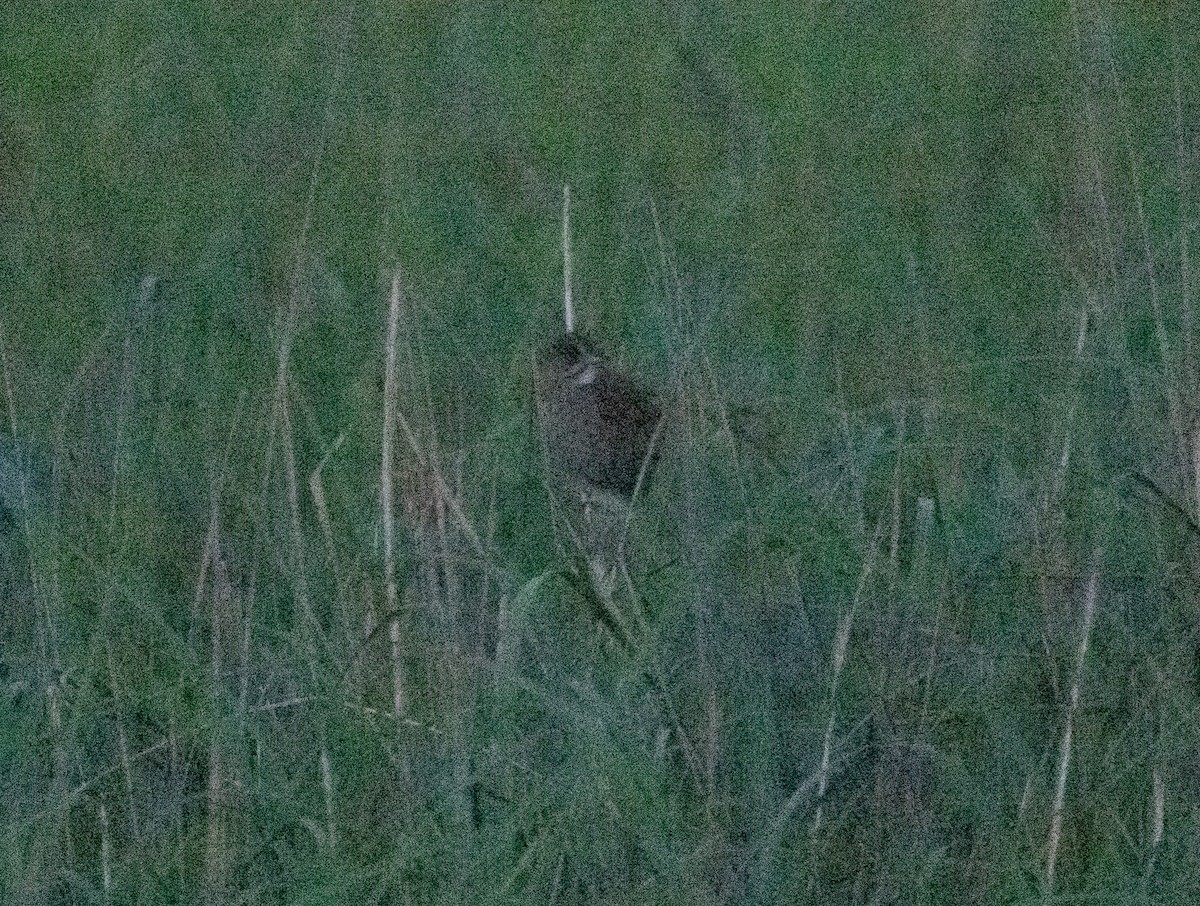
[3,0,1200,903]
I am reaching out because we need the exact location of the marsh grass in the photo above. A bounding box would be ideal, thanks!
[3,1,1200,903]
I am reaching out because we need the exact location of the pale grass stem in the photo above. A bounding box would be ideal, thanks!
[1075,1,1188,481]
[198,454,231,904]
[1018,771,1035,822]
[563,184,574,334]
[0,319,41,581]
[51,738,167,803]
[0,317,62,779]
[1151,770,1164,850]
[917,496,939,726]
[885,407,906,638]
[1045,553,1101,893]
[1051,307,1090,503]
[1141,766,1166,891]
[1099,9,1184,464]
[310,433,345,566]
[196,389,245,711]
[103,276,158,863]
[99,802,112,901]
[812,515,885,836]
[275,311,335,869]
[271,35,346,844]
[321,742,337,851]
[389,620,405,729]
[616,410,667,632]
[382,272,405,725]
[204,742,226,902]
[1067,0,1120,293]
[1190,422,1200,524]
[1172,19,1195,403]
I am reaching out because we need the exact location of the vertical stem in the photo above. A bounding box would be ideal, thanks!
[1092,2,1187,478]
[1150,769,1164,852]
[99,802,112,903]
[382,273,405,730]
[1045,553,1101,893]
[0,319,53,664]
[102,276,157,870]
[204,735,226,904]
[389,619,405,728]
[812,517,884,836]
[1172,16,1195,402]
[562,185,575,334]
[320,742,337,851]
[884,407,906,648]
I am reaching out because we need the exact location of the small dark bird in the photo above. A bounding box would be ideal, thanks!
[534,334,662,498]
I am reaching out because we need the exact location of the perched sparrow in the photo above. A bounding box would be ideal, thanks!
[534,334,662,498]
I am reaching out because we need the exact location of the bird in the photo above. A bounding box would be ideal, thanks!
[534,333,662,499]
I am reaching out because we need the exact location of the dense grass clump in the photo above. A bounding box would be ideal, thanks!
[2,1,1200,902]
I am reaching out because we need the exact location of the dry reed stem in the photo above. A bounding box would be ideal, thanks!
[279,378,316,638]
[884,407,906,644]
[0,317,72,839]
[647,199,720,807]
[1018,770,1036,822]
[758,709,875,885]
[268,0,350,642]
[1076,0,1187,481]
[309,433,344,567]
[697,346,772,646]
[0,319,46,597]
[1097,10,1180,432]
[320,741,337,851]
[916,497,941,728]
[431,472,486,560]
[1050,307,1091,506]
[388,619,405,726]
[195,395,245,901]
[196,393,244,662]
[203,740,226,902]
[562,184,574,334]
[438,464,466,622]
[616,409,668,631]
[1151,769,1164,849]
[382,272,404,723]
[812,514,885,837]
[102,276,158,863]
[649,197,687,328]
[1192,423,1200,526]
[59,738,170,803]
[248,21,352,865]
[596,208,707,797]
[1142,767,1166,889]
[1171,18,1196,405]
[385,351,485,562]
[1045,553,1101,892]
[1066,0,1120,292]
[99,802,112,899]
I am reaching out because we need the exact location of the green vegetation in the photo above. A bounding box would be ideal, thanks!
[2,1,1199,902]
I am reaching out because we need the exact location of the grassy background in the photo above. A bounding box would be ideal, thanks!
[3,0,1200,902]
